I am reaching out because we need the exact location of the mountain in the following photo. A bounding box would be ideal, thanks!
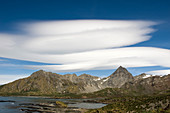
[122,74,170,94]
[0,66,170,96]
[134,73,161,80]
[0,70,102,94]
[101,66,134,88]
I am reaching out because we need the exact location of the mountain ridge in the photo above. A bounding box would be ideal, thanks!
[0,66,169,96]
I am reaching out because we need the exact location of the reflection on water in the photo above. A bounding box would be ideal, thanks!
[0,96,107,113]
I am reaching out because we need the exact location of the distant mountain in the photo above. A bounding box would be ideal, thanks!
[134,73,163,80]
[0,70,101,94]
[122,74,170,94]
[0,66,170,96]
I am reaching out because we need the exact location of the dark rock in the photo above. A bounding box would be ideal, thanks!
[19,101,86,113]
[0,100,15,102]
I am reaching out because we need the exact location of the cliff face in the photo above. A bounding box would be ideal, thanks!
[0,66,170,95]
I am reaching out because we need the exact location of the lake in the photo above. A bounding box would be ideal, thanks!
[0,96,107,113]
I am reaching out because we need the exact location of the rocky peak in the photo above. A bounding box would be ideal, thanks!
[110,66,133,79]
[101,66,134,88]
[117,66,126,71]
[30,70,46,77]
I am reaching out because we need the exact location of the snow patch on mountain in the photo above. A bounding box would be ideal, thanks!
[143,74,164,79]
[94,77,101,81]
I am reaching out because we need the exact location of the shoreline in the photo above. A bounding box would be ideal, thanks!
[0,94,106,100]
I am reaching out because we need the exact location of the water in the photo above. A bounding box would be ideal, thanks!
[0,96,107,113]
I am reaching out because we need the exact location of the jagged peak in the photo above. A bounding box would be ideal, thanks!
[110,66,133,78]
[113,66,129,74]
[117,66,128,71]
[118,66,124,69]
[31,70,46,75]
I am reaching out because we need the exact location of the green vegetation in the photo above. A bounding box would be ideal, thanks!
[0,87,157,98]
[0,88,128,98]
[0,86,169,112]
[86,93,170,113]
[55,101,67,108]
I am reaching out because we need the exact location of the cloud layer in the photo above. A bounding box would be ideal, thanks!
[25,47,170,72]
[1,19,170,74]
[22,20,155,54]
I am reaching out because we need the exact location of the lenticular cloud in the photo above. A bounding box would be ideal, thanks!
[22,20,155,54]
[1,20,169,72]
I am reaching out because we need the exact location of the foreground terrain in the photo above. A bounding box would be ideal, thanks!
[86,93,170,113]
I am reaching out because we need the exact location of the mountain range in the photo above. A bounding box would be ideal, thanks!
[0,66,170,96]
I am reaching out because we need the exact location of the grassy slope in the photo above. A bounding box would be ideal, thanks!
[0,86,156,98]
[86,93,170,113]
[48,88,136,99]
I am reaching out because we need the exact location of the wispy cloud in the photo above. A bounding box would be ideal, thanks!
[1,19,169,74]
[25,47,170,72]
[21,20,156,54]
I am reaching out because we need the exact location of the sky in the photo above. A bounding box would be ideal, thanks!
[0,0,170,84]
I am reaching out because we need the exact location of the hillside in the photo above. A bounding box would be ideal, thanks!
[86,93,170,113]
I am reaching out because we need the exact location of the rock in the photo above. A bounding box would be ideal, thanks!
[19,101,86,113]
[0,100,15,102]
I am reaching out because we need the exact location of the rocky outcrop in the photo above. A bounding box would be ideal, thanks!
[19,101,86,113]
[101,66,134,88]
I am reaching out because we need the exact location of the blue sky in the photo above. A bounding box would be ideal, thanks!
[0,0,170,84]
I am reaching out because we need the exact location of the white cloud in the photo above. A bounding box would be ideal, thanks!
[24,47,170,72]
[0,20,156,55]
[1,19,170,74]
[0,75,28,85]
[21,20,155,54]
[147,70,170,75]
[0,34,16,50]
[0,63,20,67]
[22,20,156,35]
